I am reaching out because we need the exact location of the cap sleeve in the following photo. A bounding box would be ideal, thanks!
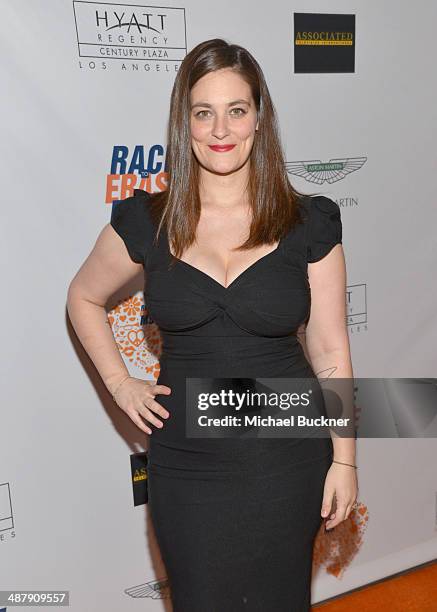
[306,196,342,263]
[110,190,152,265]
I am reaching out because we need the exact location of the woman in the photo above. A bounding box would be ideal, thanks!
[67,39,358,611]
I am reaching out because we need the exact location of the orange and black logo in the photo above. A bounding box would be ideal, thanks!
[294,13,355,73]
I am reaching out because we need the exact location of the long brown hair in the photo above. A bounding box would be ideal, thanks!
[148,38,312,262]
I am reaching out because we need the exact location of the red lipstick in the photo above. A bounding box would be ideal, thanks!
[208,144,236,152]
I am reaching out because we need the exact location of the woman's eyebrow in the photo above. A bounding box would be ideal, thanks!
[191,99,251,109]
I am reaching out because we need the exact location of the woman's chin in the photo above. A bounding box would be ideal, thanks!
[203,160,248,176]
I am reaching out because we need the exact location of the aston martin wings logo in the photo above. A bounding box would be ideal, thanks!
[125,578,170,600]
[286,157,367,184]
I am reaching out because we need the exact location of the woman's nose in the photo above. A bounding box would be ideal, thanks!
[211,114,229,138]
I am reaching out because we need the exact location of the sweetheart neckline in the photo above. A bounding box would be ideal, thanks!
[168,238,285,291]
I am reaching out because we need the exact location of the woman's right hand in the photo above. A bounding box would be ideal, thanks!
[113,377,171,434]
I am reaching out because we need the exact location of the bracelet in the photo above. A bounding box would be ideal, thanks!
[332,459,358,469]
[112,375,132,400]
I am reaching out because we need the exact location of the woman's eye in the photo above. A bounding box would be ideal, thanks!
[195,108,247,118]
[230,107,247,116]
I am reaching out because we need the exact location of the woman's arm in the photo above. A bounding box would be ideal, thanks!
[66,223,144,396]
[304,243,356,463]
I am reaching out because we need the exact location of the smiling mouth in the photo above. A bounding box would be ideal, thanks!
[208,144,236,152]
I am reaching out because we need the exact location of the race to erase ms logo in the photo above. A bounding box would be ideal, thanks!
[105,144,168,202]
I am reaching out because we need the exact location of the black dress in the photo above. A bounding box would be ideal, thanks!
[110,189,342,611]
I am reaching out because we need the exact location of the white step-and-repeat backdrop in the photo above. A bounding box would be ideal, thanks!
[1,1,436,610]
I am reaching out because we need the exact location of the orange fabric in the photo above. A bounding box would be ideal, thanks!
[313,561,437,611]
